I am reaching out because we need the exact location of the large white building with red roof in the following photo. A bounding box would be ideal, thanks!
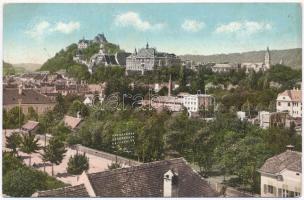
[276,88,302,118]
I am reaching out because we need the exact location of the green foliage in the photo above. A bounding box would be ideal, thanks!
[19,134,41,166]
[3,152,65,197]
[4,107,25,129]
[107,162,122,170]
[66,64,90,81]
[42,137,67,176]
[3,61,15,76]
[68,100,89,118]
[40,44,78,73]
[67,153,89,175]
[5,132,21,155]
[27,107,39,121]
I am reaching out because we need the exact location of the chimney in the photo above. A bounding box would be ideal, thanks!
[168,74,172,97]
[18,84,23,95]
[286,145,295,151]
[77,111,81,119]
[163,169,178,197]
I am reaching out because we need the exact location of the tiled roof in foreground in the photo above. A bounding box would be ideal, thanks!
[259,150,301,174]
[88,157,218,197]
[34,184,89,197]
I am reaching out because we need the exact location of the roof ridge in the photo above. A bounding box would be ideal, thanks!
[37,184,85,193]
[88,158,186,177]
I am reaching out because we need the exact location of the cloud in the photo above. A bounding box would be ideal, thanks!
[25,21,50,38]
[114,11,164,31]
[25,20,80,39]
[50,21,80,34]
[181,19,205,32]
[215,21,272,35]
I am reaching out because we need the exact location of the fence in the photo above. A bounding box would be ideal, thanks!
[70,144,141,166]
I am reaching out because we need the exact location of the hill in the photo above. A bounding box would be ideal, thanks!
[39,41,121,73]
[179,48,302,69]
[12,63,41,72]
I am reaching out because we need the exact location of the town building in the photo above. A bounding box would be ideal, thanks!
[258,111,294,129]
[3,86,56,115]
[182,94,214,113]
[276,88,302,118]
[88,44,131,73]
[258,146,301,197]
[78,37,90,49]
[21,120,40,135]
[34,158,218,197]
[210,63,237,73]
[63,115,83,131]
[241,47,271,73]
[126,43,181,75]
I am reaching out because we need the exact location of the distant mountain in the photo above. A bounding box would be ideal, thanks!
[179,48,302,69]
[12,63,42,72]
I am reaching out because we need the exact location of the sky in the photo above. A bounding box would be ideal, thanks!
[3,3,302,64]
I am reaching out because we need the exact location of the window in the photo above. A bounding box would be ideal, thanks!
[268,185,274,194]
[278,189,282,197]
[278,102,281,106]
[288,103,290,106]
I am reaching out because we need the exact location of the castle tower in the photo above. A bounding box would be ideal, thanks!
[264,46,271,69]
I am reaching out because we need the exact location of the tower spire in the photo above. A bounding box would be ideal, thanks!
[146,42,149,49]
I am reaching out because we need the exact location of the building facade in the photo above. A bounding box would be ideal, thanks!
[241,47,271,73]
[276,88,302,118]
[259,147,301,197]
[182,94,214,113]
[126,43,181,75]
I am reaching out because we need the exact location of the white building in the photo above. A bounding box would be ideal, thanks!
[210,63,236,73]
[182,94,214,113]
[241,47,271,73]
[258,147,301,197]
[258,111,270,129]
[276,88,302,118]
[78,38,90,49]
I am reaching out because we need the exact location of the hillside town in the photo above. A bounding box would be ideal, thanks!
[3,31,302,198]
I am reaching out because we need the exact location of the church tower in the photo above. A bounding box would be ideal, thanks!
[264,46,271,69]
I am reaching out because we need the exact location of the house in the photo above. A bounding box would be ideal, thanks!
[276,88,302,118]
[210,63,237,73]
[34,158,218,197]
[126,43,181,75]
[3,86,56,115]
[258,146,301,197]
[78,38,90,49]
[21,120,39,135]
[182,94,214,113]
[258,111,295,129]
[63,115,83,131]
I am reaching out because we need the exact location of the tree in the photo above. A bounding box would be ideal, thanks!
[6,106,25,129]
[19,134,41,166]
[6,132,21,156]
[42,138,67,176]
[68,100,89,118]
[53,94,67,118]
[26,107,38,121]
[107,162,122,170]
[3,152,65,197]
[3,167,43,197]
[67,153,89,175]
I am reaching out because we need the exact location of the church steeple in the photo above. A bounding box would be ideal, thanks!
[146,42,149,49]
[264,46,271,69]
